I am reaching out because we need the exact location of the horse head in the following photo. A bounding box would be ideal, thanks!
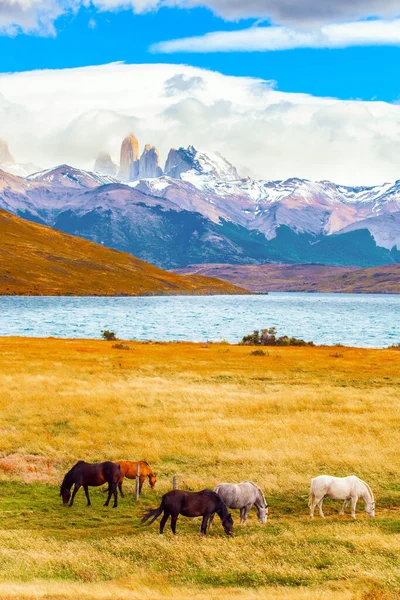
[257,505,268,524]
[149,473,157,489]
[366,501,375,518]
[222,512,234,536]
[60,483,71,505]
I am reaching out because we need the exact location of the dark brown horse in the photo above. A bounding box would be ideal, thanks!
[60,461,121,508]
[141,489,234,536]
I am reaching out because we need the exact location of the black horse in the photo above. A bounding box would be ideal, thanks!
[60,461,121,508]
[142,489,234,536]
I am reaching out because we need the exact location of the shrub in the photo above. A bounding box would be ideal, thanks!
[250,349,267,356]
[101,330,118,341]
[388,343,400,350]
[330,352,343,358]
[112,343,130,350]
[241,327,314,347]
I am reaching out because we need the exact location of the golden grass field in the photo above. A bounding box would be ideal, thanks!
[0,337,400,600]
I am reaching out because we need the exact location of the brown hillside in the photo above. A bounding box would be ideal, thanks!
[174,263,400,294]
[0,210,247,296]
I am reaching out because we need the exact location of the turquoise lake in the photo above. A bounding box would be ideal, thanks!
[0,293,398,348]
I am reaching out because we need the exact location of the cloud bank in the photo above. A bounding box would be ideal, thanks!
[1,62,400,186]
[152,18,400,53]
[2,0,400,35]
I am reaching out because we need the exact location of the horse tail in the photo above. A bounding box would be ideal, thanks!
[141,500,164,525]
[308,480,315,508]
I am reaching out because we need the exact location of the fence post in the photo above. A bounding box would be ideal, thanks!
[172,475,177,490]
[135,463,141,501]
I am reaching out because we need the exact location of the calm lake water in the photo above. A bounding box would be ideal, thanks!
[0,293,398,348]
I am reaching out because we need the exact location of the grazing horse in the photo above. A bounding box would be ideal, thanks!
[60,461,121,508]
[211,481,268,526]
[141,489,234,536]
[115,460,156,496]
[309,475,375,519]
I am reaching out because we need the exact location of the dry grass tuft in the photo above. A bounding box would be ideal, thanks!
[0,454,59,483]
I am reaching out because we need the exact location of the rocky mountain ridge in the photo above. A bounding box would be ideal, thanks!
[0,136,399,269]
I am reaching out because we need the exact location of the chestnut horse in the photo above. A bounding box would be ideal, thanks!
[142,489,234,536]
[60,461,121,508]
[116,460,156,496]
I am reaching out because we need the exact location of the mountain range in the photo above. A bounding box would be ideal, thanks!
[1,134,399,270]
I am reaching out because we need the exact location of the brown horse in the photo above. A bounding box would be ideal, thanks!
[142,489,234,536]
[116,460,156,496]
[60,461,121,508]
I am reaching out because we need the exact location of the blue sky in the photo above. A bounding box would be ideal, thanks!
[1,3,400,102]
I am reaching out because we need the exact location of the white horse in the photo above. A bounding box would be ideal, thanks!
[309,475,375,519]
[211,481,268,525]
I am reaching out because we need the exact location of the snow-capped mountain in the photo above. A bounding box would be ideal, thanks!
[28,164,117,188]
[0,145,399,269]
[136,148,400,245]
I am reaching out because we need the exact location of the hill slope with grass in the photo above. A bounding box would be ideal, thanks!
[0,209,247,296]
[175,263,400,293]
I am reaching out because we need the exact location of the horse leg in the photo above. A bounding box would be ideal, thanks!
[200,515,209,536]
[83,485,91,507]
[239,508,245,525]
[208,513,215,529]
[104,482,115,507]
[118,476,125,498]
[159,510,170,534]
[340,498,350,516]
[170,513,178,535]
[309,495,319,519]
[69,483,81,507]
[112,484,118,508]
[317,498,325,518]
[139,476,145,493]
[350,496,358,519]
[243,504,252,526]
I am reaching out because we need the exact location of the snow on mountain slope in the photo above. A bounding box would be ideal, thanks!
[338,211,400,251]
[28,165,117,189]
[1,142,400,262]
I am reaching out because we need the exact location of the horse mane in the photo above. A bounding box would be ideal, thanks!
[243,481,268,507]
[60,471,72,493]
[358,478,375,502]
[71,460,85,469]
[215,495,230,520]
[60,461,84,492]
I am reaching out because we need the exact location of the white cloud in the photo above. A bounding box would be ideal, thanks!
[0,0,79,34]
[2,0,400,35]
[1,62,400,186]
[151,18,400,53]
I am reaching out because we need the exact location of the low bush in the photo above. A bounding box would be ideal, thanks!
[250,349,267,356]
[112,343,130,350]
[241,327,314,347]
[101,330,118,341]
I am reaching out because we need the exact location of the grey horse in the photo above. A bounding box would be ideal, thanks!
[211,481,268,526]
